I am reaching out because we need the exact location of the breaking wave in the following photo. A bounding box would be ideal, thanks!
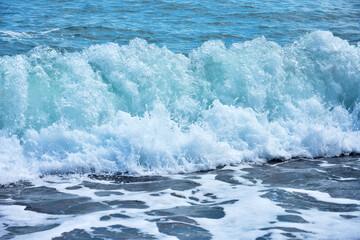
[1,31,360,183]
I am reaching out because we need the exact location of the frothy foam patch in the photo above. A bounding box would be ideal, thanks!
[0,31,360,183]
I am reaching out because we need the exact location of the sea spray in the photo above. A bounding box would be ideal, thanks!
[0,31,360,184]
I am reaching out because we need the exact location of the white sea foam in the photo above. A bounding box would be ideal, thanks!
[0,31,31,43]
[0,31,360,183]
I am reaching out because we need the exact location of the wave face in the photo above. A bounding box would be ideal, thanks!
[1,31,360,183]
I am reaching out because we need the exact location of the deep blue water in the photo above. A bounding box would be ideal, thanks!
[1,0,360,55]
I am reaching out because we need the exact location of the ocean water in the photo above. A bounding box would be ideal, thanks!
[1,0,360,56]
[1,0,360,239]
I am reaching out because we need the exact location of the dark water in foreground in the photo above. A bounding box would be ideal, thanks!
[1,156,359,239]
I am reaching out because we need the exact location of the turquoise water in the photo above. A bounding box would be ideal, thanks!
[0,0,360,183]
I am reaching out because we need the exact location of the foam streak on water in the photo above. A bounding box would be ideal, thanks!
[0,31,360,184]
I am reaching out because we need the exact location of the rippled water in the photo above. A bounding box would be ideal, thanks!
[1,0,360,55]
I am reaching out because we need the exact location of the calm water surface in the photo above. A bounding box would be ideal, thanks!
[1,0,360,55]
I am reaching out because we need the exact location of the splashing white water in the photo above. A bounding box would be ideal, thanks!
[0,31,360,184]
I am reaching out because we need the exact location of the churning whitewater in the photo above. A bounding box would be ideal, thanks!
[0,31,360,184]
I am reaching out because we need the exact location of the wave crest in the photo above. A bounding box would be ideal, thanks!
[1,31,359,183]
